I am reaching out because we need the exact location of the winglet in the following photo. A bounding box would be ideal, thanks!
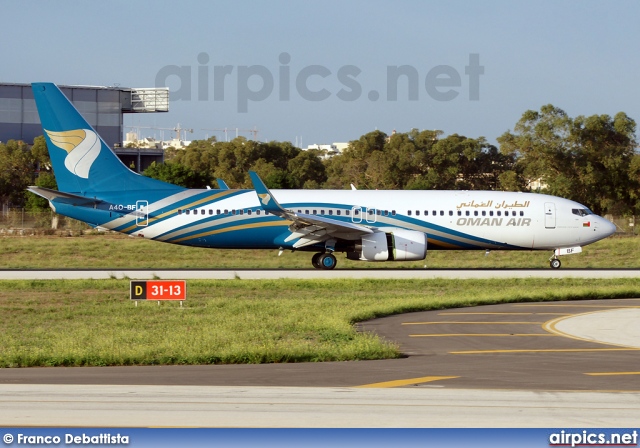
[216,178,229,190]
[248,171,288,217]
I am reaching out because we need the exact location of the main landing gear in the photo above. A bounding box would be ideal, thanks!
[312,252,337,270]
[549,257,561,269]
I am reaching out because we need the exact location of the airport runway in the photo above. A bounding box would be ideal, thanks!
[0,268,639,280]
[1,298,639,426]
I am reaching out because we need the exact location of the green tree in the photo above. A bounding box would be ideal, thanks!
[0,140,35,206]
[287,149,327,188]
[499,105,638,215]
[143,161,210,188]
[25,172,57,210]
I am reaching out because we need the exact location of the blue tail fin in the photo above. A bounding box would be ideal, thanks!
[32,82,182,196]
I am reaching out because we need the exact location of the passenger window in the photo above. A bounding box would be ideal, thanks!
[432,211,436,216]
[313,210,317,215]
[474,211,478,216]
[248,210,252,215]
[305,210,310,214]
[391,210,396,216]
[481,211,486,216]
[178,209,182,215]
[377,210,381,215]
[424,210,428,216]
[329,210,333,215]
[440,210,444,216]
[186,210,190,215]
[457,210,461,216]
[408,210,412,216]
[224,209,228,215]
[449,210,453,216]
[231,210,236,215]
[217,209,221,215]
[520,211,524,217]
[321,209,325,215]
[346,210,350,216]
[489,211,493,216]
[465,211,470,216]
[257,210,261,215]
[497,211,501,217]
[416,210,420,216]
[239,210,244,215]
[209,209,213,215]
[337,210,341,216]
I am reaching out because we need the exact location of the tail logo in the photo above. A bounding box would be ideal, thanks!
[258,193,271,205]
[45,129,101,179]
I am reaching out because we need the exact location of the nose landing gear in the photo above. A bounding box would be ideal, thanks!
[549,246,582,269]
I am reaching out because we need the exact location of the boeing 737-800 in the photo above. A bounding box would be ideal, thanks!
[28,83,616,269]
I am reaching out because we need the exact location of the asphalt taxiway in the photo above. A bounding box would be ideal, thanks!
[1,275,638,427]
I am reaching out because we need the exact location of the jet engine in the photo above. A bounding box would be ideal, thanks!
[346,229,427,262]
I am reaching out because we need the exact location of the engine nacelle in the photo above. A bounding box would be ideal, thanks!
[347,229,427,262]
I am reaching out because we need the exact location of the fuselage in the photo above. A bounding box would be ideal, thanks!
[51,187,616,252]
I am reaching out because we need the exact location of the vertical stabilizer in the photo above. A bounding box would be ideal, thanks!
[31,83,182,196]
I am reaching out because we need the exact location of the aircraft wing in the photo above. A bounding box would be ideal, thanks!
[248,171,373,248]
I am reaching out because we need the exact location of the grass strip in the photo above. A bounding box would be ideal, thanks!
[0,234,639,269]
[0,278,638,367]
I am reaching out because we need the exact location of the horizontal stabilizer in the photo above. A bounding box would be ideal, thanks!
[27,186,102,207]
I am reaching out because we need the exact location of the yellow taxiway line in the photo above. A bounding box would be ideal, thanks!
[585,372,640,376]
[410,334,557,337]
[451,348,640,354]
[437,312,570,316]
[514,304,640,308]
[355,376,459,388]
[402,321,545,325]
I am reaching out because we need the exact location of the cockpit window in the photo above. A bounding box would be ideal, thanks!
[572,208,593,217]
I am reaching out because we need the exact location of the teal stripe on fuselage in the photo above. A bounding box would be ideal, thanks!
[157,215,282,243]
[281,201,519,249]
[165,221,290,249]
[112,189,248,233]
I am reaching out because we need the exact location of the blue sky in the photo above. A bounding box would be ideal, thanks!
[2,0,639,146]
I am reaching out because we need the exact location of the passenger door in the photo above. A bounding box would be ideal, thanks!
[544,202,556,229]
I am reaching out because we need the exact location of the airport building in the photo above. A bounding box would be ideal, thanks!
[0,82,169,172]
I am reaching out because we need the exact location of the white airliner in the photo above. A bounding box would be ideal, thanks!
[28,82,616,269]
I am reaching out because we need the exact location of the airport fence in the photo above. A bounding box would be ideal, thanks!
[0,208,90,235]
[605,214,639,236]
[0,207,638,236]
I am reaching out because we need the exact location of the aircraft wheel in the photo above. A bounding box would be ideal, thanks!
[319,253,337,270]
[312,253,323,269]
[550,258,561,269]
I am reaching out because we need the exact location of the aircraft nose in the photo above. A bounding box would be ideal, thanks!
[601,217,616,237]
